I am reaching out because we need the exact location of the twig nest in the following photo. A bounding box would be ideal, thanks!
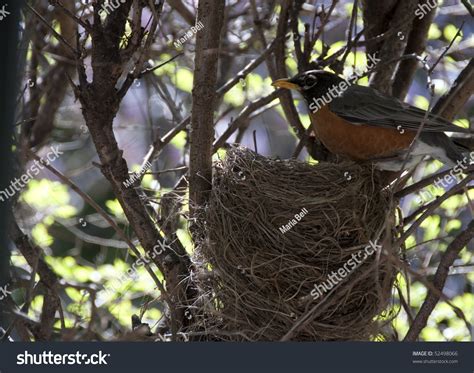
[192,147,398,341]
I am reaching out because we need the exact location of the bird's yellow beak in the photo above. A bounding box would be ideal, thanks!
[272,78,300,90]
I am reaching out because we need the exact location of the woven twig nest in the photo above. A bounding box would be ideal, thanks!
[191,147,399,341]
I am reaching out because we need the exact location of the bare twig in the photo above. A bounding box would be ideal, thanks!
[404,221,474,341]
[213,90,282,151]
[429,23,464,75]
[49,0,92,32]
[363,0,418,94]
[25,3,78,57]
[74,1,192,337]
[460,0,474,17]
[396,174,474,246]
[273,0,308,148]
[26,151,169,301]
[392,3,437,99]
[9,220,63,341]
[167,0,196,25]
[216,37,281,97]
[138,52,184,78]
[432,58,474,120]
[395,165,474,199]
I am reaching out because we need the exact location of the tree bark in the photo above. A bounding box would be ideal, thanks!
[392,4,437,99]
[189,0,226,215]
[362,0,418,94]
[76,1,192,333]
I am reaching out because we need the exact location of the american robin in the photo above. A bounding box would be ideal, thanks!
[272,70,472,171]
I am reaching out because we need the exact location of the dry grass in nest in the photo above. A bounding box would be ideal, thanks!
[191,146,399,341]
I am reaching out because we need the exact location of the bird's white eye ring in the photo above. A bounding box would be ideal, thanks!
[303,75,317,89]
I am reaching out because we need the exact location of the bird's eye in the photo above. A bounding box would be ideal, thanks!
[303,75,317,89]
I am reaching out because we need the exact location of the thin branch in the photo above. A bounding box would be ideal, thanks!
[432,58,474,120]
[138,52,184,78]
[49,0,92,32]
[216,37,280,97]
[9,220,63,341]
[364,0,418,94]
[395,165,474,199]
[26,151,168,298]
[460,0,474,16]
[340,0,358,68]
[167,0,196,25]
[213,90,282,151]
[404,220,474,341]
[392,2,437,99]
[25,3,78,57]
[142,37,282,170]
[429,22,464,75]
[273,0,307,145]
[396,174,474,246]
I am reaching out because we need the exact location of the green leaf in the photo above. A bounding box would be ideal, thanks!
[440,195,464,216]
[453,118,469,129]
[22,179,71,209]
[73,266,95,282]
[32,223,53,246]
[404,234,416,250]
[344,51,368,72]
[170,130,187,150]
[445,219,461,233]
[105,199,125,218]
[175,68,194,92]
[224,84,245,107]
[420,215,440,241]
[65,287,87,303]
[286,58,297,76]
[327,41,346,57]
[152,54,177,77]
[413,95,429,110]
[177,228,193,254]
[443,24,461,41]
[428,24,442,40]
[421,326,444,341]
[29,295,44,318]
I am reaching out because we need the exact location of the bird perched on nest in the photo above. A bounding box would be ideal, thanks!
[273,70,472,171]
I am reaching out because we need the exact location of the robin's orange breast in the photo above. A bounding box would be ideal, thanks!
[311,106,416,160]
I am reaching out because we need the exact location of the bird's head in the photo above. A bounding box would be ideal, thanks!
[272,70,345,104]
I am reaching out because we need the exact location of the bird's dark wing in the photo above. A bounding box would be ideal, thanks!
[329,84,472,134]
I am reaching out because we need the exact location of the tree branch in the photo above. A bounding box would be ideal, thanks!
[76,1,193,334]
[432,58,474,121]
[362,0,418,94]
[392,3,437,99]
[189,0,225,214]
[9,220,62,341]
[404,220,474,341]
[213,90,282,151]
